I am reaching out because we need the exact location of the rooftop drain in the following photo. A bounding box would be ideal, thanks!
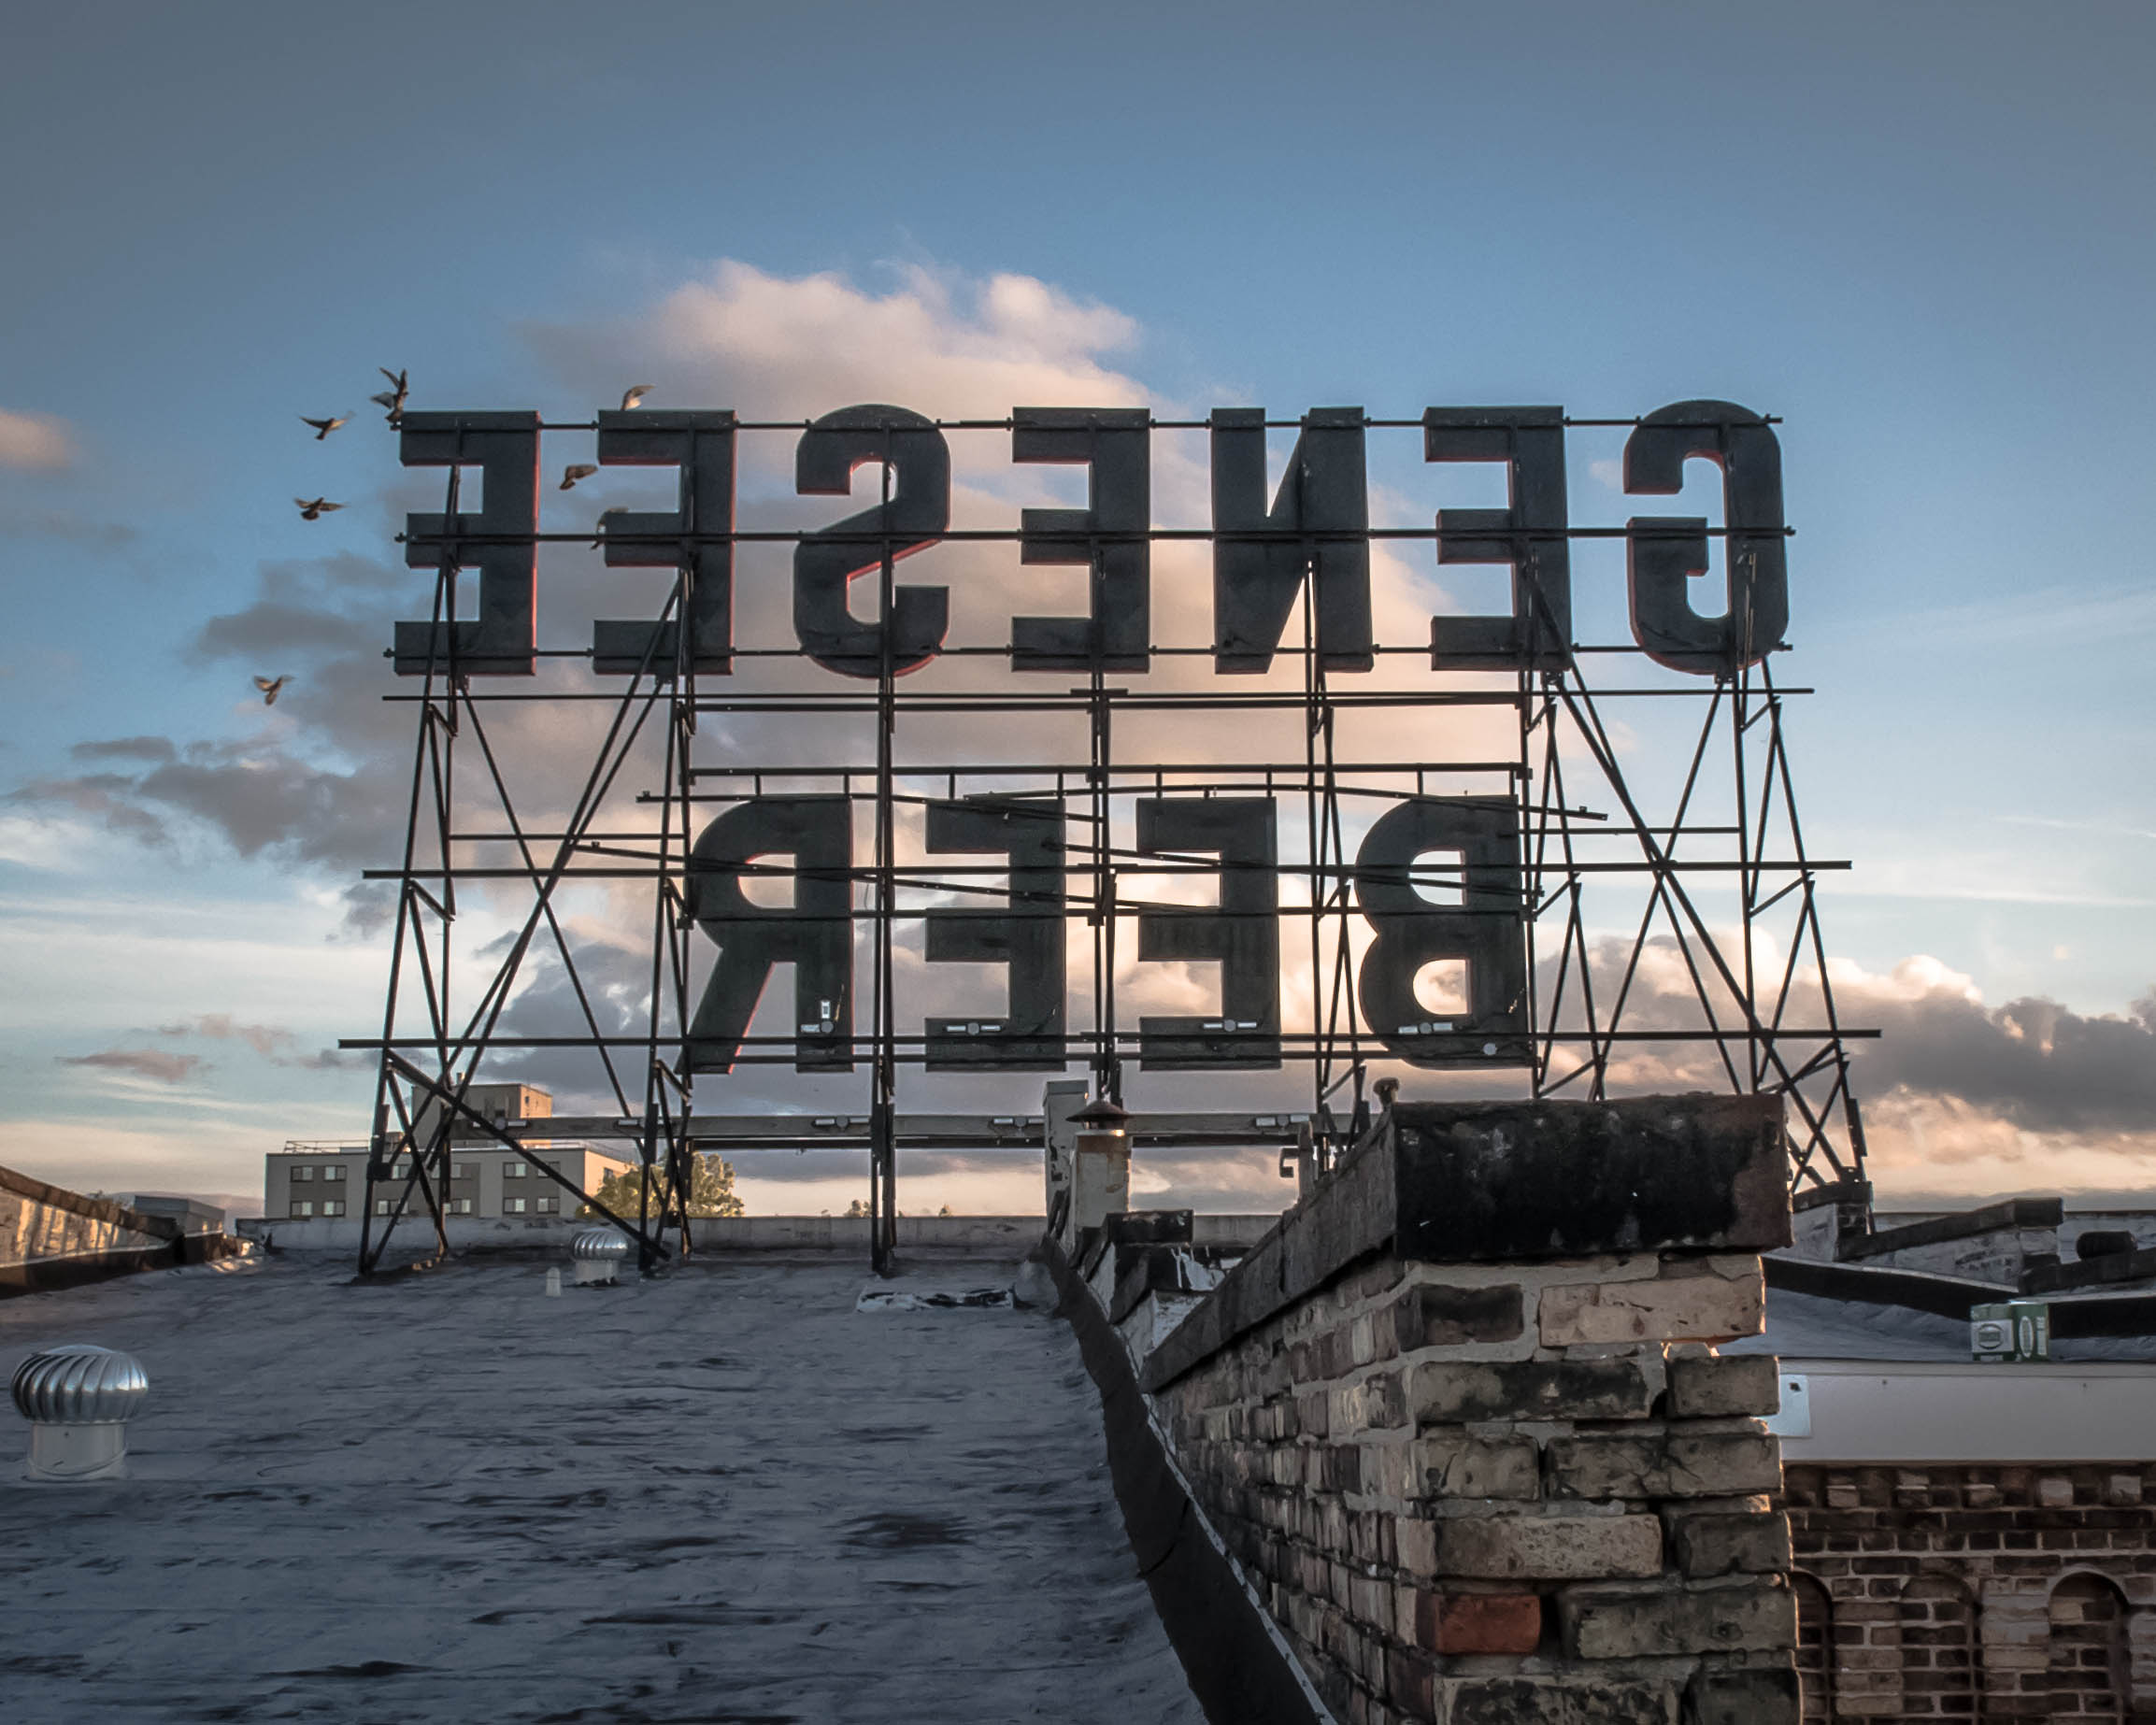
[10,1345,149,1481]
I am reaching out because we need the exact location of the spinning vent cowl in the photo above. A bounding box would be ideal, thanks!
[11,1345,150,1426]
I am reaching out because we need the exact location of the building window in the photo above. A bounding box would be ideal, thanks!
[505,1161,528,1178]
[321,1200,347,1218]
[452,1163,477,1181]
[448,1198,474,1216]
[289,1199,316,1219]
[374,1199,396,1216]
[535,1197,559,1215]
[322,1164,347,1183]
[505,1197,528,1215]
[290,1165,315,1183]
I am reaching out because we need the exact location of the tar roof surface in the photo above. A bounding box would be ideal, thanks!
[0,1254,1203,1725]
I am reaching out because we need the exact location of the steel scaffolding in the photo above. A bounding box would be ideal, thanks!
[347,409,1872,1276]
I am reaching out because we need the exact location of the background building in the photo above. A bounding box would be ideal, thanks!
[409,1080,556,1148]
[264,1083,634,1222]
[1749,1192,2156,1719]
[266,1142,634,1221]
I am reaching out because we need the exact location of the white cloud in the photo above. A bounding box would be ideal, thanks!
[0,407,74,470]
[21,255,2140,1216]
[1517,937,2156,1198]
[1824,951,1984,1006]
[522,261,1145,427]
[1858,1090,2156,1203]
[0,812,99,870]
[0,893,382,1036]
[0,1112,352,1206]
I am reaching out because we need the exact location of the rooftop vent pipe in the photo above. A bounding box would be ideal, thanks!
[1067,1097,1131,1243]
[569,1229,631,1286]
[10,1345,149,1481]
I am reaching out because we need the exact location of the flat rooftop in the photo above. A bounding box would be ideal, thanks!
[1733,1284,2156,1363]
[0,1253,1201,1724]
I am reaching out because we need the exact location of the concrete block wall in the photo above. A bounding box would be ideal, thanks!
[1786,1461,2156,1721]
[1126,1096,1800,1725]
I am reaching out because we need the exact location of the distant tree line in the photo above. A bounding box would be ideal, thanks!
[581,1153,744,1220]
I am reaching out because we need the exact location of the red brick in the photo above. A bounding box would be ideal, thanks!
[1415,1590,1543,1654]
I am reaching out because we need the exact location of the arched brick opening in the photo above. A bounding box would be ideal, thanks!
[1794,1570,1835,1723]
[2050,1571,2131,1722]
[1899,1572,1978,1717]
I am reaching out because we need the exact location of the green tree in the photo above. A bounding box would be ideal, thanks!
[581,1153,745,1220]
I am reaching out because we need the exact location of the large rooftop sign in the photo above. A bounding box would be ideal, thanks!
[392,402,1786,680]
[354,399,1863,1273]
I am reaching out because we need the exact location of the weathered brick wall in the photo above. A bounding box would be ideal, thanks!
[1786,1461,2156,1721]
[1154,1244,1798,1723]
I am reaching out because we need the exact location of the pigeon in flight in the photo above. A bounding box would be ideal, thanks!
[301,415,349,440]
[294,497,343,520]
[620,384,654,411]
[591,506,627,547]
[253,676,293,706]
[560,463,599,491]
[370,367,409,422]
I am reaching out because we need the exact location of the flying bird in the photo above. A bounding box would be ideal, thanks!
[592,506,628,547]
[294,496,343,520]
[560,463,598,491]
[370,367,409,422]
[253,676,293,706]
[301,415,349,440]
[620,384,654,410]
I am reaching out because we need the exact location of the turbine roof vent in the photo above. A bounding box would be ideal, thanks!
[11,1345,150,1427]
[570,1229,631,1262]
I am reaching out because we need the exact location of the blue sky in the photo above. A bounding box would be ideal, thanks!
[2,2,2151,1213]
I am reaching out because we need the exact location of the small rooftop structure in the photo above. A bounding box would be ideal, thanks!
[111,1194,225,1235]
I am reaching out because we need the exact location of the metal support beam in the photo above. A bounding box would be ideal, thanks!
[352,406,1871,1282]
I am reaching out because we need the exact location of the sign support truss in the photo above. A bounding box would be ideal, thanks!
[345,408,1872,1278]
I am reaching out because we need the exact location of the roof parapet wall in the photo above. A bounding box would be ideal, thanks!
[0,1162,180,1248]
[1142,1094,1790,1396]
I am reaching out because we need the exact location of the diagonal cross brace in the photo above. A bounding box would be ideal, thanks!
[385,1051,671,1262]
